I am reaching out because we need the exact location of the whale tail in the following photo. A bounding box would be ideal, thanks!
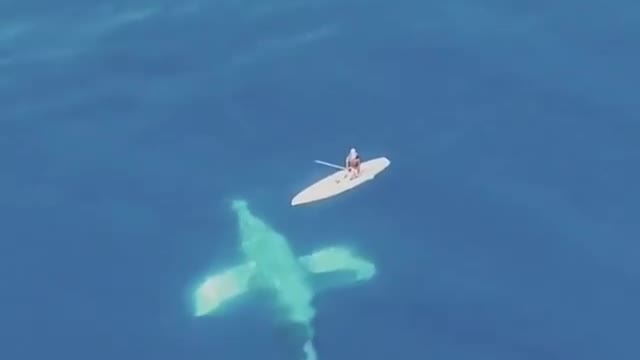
[291,324,319,360]
[303,339,318,360]
[274,321,318,360]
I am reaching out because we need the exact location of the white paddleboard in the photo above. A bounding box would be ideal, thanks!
[291,157,391,206]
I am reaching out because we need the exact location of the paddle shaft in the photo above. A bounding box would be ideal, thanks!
[314,160,345,170]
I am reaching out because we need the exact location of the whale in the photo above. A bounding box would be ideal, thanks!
[192,199,376,359]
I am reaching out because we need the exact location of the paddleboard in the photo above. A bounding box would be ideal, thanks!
[291,157,390,206]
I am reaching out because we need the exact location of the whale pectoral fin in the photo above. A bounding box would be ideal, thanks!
[299,246,376,291]
[193,262,255,316]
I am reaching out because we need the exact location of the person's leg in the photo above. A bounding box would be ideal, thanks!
[352,159,361,179]
[342,165,351,180]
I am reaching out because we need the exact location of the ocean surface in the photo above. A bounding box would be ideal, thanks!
[1,0,639,359]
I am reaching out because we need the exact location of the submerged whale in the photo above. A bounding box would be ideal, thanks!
[192,199,376,359]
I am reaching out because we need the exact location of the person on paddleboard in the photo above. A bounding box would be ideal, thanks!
[345,148,361,179]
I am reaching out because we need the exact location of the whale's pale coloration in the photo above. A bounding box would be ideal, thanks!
[192,199,376,360]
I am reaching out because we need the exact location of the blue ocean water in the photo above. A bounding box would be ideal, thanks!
[1,0,639,359]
